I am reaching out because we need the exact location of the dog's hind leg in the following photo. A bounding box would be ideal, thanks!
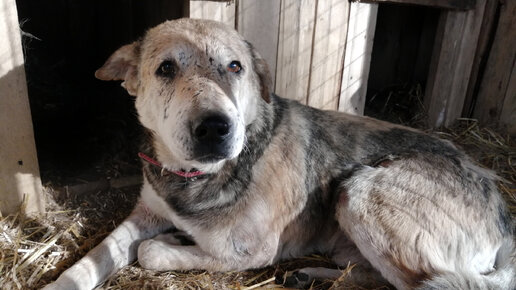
[278,265,389,288]
[330,235,392,288]
[278,235,389,288]
[43,200,173,290]
[335,157,513,289]
[277,267,343,288]
[335,164,435,289]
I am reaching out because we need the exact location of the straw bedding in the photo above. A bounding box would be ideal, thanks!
[1,120,514,290]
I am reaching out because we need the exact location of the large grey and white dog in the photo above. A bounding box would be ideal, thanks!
[44,18,515,289]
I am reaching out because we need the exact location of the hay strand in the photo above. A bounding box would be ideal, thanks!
[241,277,276,290]
[0,120,514,289]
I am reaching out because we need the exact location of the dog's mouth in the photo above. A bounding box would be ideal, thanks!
[192,141,235,163]
[193,154,229,163]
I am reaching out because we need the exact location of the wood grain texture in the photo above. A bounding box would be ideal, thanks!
[275,0,317,104]
[473,0,516,126]
[424,0,486,127]
[461,0,499,117]
[339,2,377,115]
[0,0,44,214]
[237,0,281,88]
[500,63,516,134]
[307,0,350,110]
[190,0,236,27]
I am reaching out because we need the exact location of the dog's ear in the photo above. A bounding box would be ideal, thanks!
[95,41,140,96]
[246,41,272,103]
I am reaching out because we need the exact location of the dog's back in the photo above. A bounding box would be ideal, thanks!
[268,97,515,289]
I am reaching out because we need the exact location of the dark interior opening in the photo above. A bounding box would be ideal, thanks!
[365,3,440,125]
[15,0,185,184]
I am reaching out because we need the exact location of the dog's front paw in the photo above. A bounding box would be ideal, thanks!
[138,239,172,270]
[42,276,82,290]
[42,263,98,290]
[42,282,65,290]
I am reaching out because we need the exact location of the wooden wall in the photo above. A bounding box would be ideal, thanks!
[3,0,513,213]
[339,3,378,114]
[0,0,43,215]
[190,0,377,114]
[191,0,516,133]
[472,0,516,134]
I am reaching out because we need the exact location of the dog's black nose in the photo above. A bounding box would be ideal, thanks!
[194,116,231,143]
[193,115,235,162]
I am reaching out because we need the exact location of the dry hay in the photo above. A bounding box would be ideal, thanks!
[435,119,516,215]
[1,120,514,290]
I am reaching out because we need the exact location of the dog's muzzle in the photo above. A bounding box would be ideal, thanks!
[193,115,235,162]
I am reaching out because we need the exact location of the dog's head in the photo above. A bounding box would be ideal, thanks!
[96,19,272,172]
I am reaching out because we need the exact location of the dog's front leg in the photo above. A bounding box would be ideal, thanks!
[43,201,173,290]
[137,239,239,272]
[137,223,279,272]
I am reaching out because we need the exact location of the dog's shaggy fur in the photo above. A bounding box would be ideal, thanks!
[44,19,515,290]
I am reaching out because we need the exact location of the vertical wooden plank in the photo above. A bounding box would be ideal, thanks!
[190,0,236,27]
[307,0,350,111]
[183,0,190,18]
[500,63,516,134]
[339,2,377,115]
[238,0,281,88]
[0,0,44,215]
[275,0,316,103]
[424,0,487,127]
[473,0,516,125]
[461,0,499,117]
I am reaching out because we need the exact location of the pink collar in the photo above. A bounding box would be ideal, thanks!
[138,152,206,178]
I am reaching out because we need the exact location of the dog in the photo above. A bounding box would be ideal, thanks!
[44,18,515,290]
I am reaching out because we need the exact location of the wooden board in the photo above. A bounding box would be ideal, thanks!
[355,0,476,10]
[307,0,350,110]
[424,0,486,127]
[339,2,378,115]
[237,0,281,88]
[274,0,317,103]
[473,0,516,126]
[0,0,44,215]
[461,0,499,117]
[189,0,236,27]
[500,63,516,134]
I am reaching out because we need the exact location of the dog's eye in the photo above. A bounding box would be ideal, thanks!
[227,61,242,73]
[156,60,176,78]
